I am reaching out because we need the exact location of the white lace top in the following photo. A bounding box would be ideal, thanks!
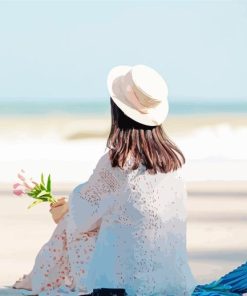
[66,151,197,295]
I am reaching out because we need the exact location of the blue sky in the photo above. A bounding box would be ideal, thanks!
[0,0,246,101]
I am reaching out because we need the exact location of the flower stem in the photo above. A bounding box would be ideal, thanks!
[49,195,57,204]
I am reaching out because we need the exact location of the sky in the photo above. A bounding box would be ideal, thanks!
[0,0,247,101]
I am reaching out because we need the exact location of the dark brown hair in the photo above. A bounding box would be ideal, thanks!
[106,97,185,174]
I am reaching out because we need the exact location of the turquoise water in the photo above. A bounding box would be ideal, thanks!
[0,98,246,116]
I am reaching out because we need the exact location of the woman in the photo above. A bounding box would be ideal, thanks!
[12,65,247,296]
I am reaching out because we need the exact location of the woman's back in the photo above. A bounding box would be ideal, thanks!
[71,152,197,295]
[66,66,197,295]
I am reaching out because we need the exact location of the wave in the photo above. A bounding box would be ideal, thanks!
[0,123,246,182]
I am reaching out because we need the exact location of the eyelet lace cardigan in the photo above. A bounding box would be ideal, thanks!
[28,151,197,296]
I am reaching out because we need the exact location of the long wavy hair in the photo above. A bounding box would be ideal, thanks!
[106,97,185,174]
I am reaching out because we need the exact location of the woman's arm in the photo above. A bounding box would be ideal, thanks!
[67,152,124,234]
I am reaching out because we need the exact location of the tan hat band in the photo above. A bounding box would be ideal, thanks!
[132,83,161,108]
[126,86,150,114]
[122,70,161,114]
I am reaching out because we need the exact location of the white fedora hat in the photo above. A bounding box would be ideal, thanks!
[107,64,169,126]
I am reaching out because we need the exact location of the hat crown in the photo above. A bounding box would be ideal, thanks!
[130,64,168,106]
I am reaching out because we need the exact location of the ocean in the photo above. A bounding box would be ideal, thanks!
[0,98,247,116]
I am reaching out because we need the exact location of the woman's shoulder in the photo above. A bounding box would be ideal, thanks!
[69,152,112,195]
[165,166,187,195]
[151,166,186,191]
[170,165,185,180]
[96,150,134,173]
[68,151,120,200]
[94,150,118,174]
[92,150,128,187]
[94,150,111,168]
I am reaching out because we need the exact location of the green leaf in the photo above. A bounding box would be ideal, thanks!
[47,174,51,192]
[27,192,35,197]
[40,183,46,191]
[39,195,52,201]
[27,199,44,209]
[41,173,45,186]
[30,186,38,193]
[36,190,49,198]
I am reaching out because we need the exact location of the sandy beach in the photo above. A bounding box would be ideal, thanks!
[0,113,247,292]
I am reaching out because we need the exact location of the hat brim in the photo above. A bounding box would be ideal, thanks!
[107,65,169,126]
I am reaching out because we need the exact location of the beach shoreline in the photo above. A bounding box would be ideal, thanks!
[0,113,246,139]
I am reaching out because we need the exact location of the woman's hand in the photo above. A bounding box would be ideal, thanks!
[49,197,69,224]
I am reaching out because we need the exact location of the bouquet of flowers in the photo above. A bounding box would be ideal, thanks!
[13,169,57,209]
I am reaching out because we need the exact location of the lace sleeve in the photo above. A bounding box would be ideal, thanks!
[67,151,122,233]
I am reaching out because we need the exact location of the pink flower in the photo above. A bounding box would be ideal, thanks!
[13,188,25,196]
[12,183,26,196]
[23,179,36,190]
[17,169,26,182]
[13,170,37,197]
[13,182,21,189]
